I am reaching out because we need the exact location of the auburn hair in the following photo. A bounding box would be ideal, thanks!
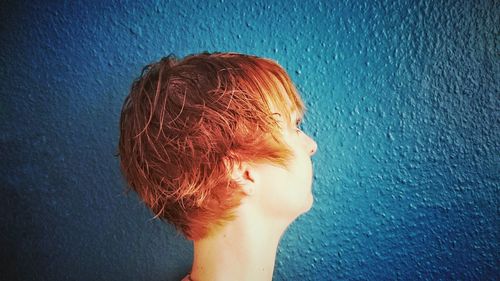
[118,52,304,240]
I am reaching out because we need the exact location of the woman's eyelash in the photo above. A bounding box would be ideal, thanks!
[295,118,303,132]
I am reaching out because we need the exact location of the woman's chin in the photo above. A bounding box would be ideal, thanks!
[300,193,314,214]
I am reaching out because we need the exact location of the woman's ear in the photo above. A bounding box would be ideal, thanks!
[229,162,257,196]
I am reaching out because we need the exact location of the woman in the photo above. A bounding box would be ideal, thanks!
[119,52,317,281]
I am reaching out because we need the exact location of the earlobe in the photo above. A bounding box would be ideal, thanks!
[241,182,255,196]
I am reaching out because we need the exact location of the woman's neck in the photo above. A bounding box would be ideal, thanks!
[190,209,290,281]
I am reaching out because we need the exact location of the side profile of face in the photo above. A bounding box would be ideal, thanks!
[252,110,318,221]
[119,52,319,240]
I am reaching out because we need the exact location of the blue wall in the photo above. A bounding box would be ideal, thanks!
[1,0,498,280]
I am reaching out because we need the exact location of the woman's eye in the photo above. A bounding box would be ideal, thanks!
[295,119,303,132]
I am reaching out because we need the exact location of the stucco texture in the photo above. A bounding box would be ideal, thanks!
[1,0,498,280]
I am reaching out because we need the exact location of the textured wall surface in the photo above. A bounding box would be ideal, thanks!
[1,0,498,280]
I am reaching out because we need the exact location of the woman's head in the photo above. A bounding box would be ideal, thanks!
[119,52,310,240]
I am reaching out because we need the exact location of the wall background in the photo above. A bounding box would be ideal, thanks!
[1,0,498,280]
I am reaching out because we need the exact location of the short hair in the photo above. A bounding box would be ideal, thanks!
[118,52,304,240]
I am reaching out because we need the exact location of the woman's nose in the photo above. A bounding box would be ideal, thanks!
[305,134,317,156]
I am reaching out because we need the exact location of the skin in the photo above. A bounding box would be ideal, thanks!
[189,110,317,281]
[253,111,317,221]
